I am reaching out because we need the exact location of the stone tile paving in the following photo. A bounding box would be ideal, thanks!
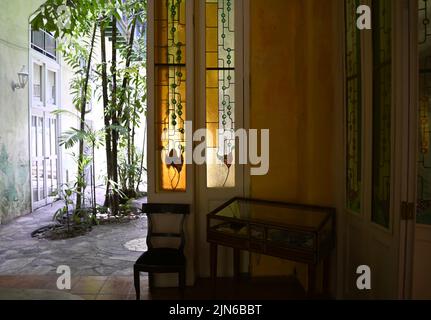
[0,199,148,277]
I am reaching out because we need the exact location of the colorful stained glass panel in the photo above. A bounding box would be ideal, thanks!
[155,0,187,192]
[206,0,236,188]
[345,0,362,213]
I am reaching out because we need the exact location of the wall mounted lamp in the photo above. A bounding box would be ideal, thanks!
[12,65,29,91]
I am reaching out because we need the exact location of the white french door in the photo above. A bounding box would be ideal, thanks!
[407,0,431,300]
[343,0,410,299]
[146,0,249,283]
[196,0,249,278]
[31,111,59,209]
[30,56,60,210]
[344,0,431,300]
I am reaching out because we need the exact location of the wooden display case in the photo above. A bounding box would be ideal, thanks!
[207,197,336,295]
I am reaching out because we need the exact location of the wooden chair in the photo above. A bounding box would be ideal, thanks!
[134,203,190,300]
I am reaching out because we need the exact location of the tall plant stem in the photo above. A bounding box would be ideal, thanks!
[76,22,97,210]
[100,18,113,206]
[92,141,97,221]
[111,16,120,215]
[114,16,138,199]
[127,92,132,189]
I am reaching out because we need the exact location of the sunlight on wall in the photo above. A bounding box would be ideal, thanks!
[249,0,338,288]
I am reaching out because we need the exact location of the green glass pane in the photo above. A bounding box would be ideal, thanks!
[371,0,392,228]
[345,0,362,213]
[417,0,431,225]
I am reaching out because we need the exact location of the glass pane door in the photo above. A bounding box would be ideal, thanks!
[31,114,46,207]
[30,57,60,209]
[47,70,56,105]
[345,0,362,213]
[33,63,43,105]
[205,0,236,189]
[31,113,59,208]
[46,116,59,200]
[417,0,431,225]
[371,0,393,229]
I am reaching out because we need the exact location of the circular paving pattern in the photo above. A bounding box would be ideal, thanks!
[124,238,147,252]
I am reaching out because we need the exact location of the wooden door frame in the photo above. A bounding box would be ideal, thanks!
[397,0,417,300]
[334,0,347,299]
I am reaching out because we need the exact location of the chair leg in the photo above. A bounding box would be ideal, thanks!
[179,268,186,298]
[149,273,155,293]
[134,268,140,300]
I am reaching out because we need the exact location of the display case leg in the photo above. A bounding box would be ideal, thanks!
[307,264,316,297]
[210,243,218,295]
[233,249,240,282]
[323,257,331,297]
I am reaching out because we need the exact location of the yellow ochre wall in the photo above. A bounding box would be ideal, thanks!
[249,0,342,289]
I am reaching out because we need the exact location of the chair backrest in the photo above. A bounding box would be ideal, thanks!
[141,203,190,252]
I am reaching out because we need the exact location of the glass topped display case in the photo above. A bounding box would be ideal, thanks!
[207,198,336,294]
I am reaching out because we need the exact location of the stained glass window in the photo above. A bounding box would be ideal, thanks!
[417,0,431,225]
[206,0,236,188]
[371,0,392,228]
[345,0,362,213]
[155,0,187,192]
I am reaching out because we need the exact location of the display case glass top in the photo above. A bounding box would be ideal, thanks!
[212,198,331,230]
[207,198,335,265]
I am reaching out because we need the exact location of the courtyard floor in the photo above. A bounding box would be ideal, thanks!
[0,198,147,277]
[0,197,307,300]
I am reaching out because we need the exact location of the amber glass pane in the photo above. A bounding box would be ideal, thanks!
[371,0,392,228]
[206,0,236,188]
[345,0,362,213]
[206,52,218,69]
[206,87,219,123]
[417,0,431,225]
[155,0,187,192]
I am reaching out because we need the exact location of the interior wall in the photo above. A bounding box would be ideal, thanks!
[0,0,46,224]
[249,0,342,290]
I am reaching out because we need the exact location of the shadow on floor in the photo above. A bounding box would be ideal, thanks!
[0,275,308,300]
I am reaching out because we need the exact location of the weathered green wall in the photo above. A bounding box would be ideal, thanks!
[0,0,45,224]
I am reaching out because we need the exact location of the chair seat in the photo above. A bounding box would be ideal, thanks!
[135,248,185,267]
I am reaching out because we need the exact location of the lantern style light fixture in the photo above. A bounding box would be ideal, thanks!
[12,65,29,91]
